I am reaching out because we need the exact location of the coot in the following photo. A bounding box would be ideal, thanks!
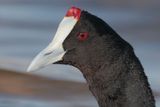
[28,7,155,107]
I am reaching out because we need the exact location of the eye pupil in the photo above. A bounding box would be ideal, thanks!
[78,32,89,41]
[80,34,85,37]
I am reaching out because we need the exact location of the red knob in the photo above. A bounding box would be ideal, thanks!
[66,7,81,20]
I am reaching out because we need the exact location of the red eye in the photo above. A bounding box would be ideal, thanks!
[77,32,89,41]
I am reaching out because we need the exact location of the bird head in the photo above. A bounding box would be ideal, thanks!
[27,7,126,73]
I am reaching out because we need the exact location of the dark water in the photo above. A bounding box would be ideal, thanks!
[0,0,160,107]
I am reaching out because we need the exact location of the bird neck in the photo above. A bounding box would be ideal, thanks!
[81,52,155,107]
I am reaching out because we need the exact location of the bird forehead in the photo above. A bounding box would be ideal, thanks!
[44,7,81,52]
[52,17,77,43]
[47,17,78,52]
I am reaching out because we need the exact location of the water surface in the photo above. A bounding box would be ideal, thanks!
[0,1,159,107]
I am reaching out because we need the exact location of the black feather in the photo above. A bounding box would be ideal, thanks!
[60,11,155,107]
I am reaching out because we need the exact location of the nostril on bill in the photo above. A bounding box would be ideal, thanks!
[44,51,53,56]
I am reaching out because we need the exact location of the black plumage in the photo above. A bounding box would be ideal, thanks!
[28,7,155,107]
[58,11,155,107]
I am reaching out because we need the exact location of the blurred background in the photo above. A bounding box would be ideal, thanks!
[0,0,159,107]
